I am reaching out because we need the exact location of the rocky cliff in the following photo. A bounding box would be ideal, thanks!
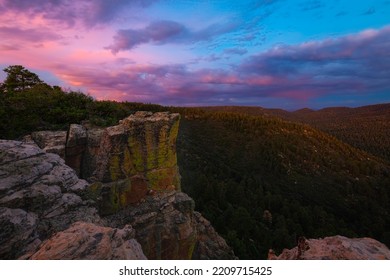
[31,111,181,215]
[0,112,235,260]
[269,236,390,260]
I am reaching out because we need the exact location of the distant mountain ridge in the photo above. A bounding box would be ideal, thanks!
[200,103,390,162]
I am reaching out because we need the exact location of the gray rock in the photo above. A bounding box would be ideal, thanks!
[0,140,101,259]
[0,207,38,259]
[31,131,67,158]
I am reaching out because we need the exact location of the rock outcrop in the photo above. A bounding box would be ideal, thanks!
[0,140,100,259]
[0,112,236,260]
[30,131,67,158]
[30,112,181,215]
[269,235,390,260]
[28,222,146,260]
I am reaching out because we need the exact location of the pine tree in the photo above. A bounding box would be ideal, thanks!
[0,65,44,93]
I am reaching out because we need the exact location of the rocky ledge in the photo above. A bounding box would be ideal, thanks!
[269,235,390,260]
[0,112,235,260]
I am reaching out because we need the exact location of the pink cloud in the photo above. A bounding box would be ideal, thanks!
[0,0,160,27]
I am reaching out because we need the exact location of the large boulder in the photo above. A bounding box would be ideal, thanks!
[28,222,146,260]
[269,235,390,260]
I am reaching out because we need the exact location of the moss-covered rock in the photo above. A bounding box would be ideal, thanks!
[83,112,181,214]
[91,112,180,184]
[87,176,148,216]
[28,112,182,215]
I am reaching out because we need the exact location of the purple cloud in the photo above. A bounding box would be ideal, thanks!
[235,26,390,98]
[223,48,248,55]
[0,0,159,27]
[107,20,238,53]
[0,26,63,42]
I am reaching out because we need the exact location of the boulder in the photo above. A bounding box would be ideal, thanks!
[270,235,390,260]
[28,222,146,260]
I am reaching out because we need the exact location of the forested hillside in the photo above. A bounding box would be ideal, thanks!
[176,111,390,258]
[289,105,390,163]
[201,104,390,163]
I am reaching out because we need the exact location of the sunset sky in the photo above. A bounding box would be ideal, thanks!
[1,0,389,109]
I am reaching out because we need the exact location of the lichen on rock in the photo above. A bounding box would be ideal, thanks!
[87,111,182,213]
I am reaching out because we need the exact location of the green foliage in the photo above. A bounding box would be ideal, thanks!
[0,83,93,138]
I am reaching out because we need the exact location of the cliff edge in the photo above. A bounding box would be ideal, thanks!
[0,112,235,260]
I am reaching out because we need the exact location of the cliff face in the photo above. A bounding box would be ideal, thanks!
[0,112,235,260]
[269,236,390,260]
[85,112,181,215]
[30,111,181,215]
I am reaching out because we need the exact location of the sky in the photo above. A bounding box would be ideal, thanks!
[0,0,389,110]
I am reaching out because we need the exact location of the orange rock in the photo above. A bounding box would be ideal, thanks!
[270,235,390,260]
[29,222,146,260]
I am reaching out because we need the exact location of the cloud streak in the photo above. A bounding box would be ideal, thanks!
[107,20,238,53]
[0,0,159,27]
[0,26,63,42]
